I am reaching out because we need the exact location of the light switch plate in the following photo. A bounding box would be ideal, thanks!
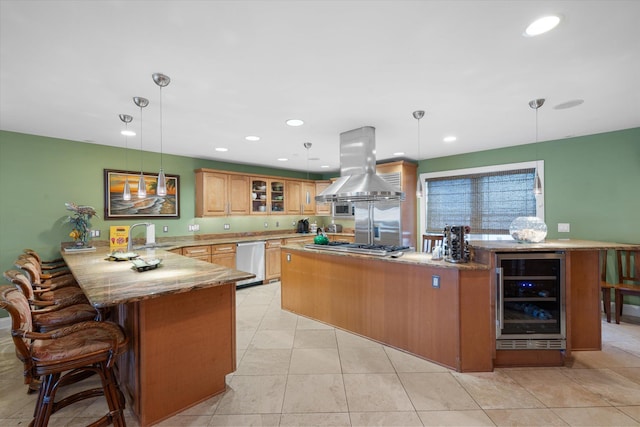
[163,226,168,233]
[224,224,230,230]
[432,275,440,288]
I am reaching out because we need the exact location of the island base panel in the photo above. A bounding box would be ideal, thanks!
[494,349,565,368]
[121,284,236,426]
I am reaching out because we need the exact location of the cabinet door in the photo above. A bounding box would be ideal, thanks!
[270,180,285,214]
[196,172,228,216]
[265,240,282,281]
[250,178,268,215]
[315,181,331,215]
[211,244,236,268]
[228,175,250,215]
[302,181,316,214]
[285,180,303,214]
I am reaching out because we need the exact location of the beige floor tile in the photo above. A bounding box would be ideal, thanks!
[282,373,348,413]
[293,328,338,348]
[343,373,414,412]
[296,316,335,330]
[215,374,287,414]
[384,346,450,373]
[210,413,281,426]
[279,412,350,426]
[350,411,423,426]
[620,406,640,423]
[234,348,291,375]
[552,406,640,426]
[399,372,479,411]
[339,346,395,373]
[570,343,640,368]
[504,368,610,407]
[562,368,640,406]
[484,408,569,426]
[154,414,213,426]
[258,311,298,331]
[418,409,496,426]
[336,329,383,348]
[452,370,545,410]
[289,347,342,374]
[249,328,295,349]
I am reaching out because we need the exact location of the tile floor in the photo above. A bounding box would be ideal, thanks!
[2,282,640,426]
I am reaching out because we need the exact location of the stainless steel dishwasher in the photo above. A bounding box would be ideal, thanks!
[235,241,265,288]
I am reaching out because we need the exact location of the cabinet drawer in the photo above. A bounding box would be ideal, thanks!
[183,245,211,257]
[212,243,236,254]
[266,239,282,249]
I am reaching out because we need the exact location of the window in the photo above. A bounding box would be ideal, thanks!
[422,161,543,236]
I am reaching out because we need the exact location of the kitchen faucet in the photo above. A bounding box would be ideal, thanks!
[127,222,155,251]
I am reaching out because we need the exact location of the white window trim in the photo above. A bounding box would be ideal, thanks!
[418,160,544,240]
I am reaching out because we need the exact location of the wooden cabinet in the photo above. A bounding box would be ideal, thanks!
[283,235,315,245]
[375,161,418,249]
[195,170,250,217]
[265,239,282,281]
[285,180,316,215]
[328,234,355,243]
[315,180,331,215]
[182,245,211,262]
[250,178,285,215]
[211,243,236,268]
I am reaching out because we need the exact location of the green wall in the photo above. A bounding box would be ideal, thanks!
[0,130,327,295]
[421,127,640,244]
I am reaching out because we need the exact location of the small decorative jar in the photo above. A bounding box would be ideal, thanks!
[509,216,548,243]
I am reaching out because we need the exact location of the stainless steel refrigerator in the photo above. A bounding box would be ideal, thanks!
[354,199,402,246]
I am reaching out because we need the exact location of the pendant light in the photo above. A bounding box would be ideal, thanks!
[413,110,425,198]
[304,142,312,204]
[133,96,149,198]
[119,114,133,201]
[528,98,545,195]
[152,73,171,197]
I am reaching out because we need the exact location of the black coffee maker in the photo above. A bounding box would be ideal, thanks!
[296,218,310,233]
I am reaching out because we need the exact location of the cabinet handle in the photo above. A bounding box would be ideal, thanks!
[216,247,233,252]
[496,267,504,333]
[190,249,207,254]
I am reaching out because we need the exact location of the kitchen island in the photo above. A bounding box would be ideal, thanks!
[62,247,253,426]
[280,239,640,372]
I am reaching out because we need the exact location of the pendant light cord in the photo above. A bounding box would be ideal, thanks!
[159,85,163,170]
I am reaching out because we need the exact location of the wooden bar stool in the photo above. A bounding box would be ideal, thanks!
[422,233,444,253]
[0,285,128,427]
[615,250,640,324]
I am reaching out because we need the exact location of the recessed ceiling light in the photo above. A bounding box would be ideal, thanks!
[277,157,288,162]
[215,147,228,152]
[121,130,136,136]
[554,99,584,110]
[443,136,457,143]
[524,15,561,37]
[321,165,330,169]
[393,152,405,156]
[245,135,260,141]
[286,119,304,127]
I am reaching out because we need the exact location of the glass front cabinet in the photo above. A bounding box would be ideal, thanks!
[251,178,285,214]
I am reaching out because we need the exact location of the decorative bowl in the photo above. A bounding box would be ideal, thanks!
[509,216,548,243]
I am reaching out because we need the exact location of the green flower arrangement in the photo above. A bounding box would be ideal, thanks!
[65,202,98,245]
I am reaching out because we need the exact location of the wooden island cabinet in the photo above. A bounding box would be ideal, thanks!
[281,239,640,372]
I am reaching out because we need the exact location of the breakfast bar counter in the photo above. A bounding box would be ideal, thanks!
[62,247,253,426]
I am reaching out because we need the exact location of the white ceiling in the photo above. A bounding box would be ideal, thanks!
[1,1,639,174]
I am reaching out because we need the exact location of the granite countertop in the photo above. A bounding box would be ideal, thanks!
[469,239,640,251]
[61,247,254,308]
[282,243,489,271]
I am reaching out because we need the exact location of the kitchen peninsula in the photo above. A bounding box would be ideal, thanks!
[280,239,640,372]
[61,247,253,426]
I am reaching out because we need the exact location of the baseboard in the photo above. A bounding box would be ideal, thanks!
[607,302,640,318]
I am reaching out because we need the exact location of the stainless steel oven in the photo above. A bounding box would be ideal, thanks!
[496,252,566,350]
[332,202,354,217]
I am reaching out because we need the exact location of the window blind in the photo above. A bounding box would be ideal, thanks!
[425,168,536,234]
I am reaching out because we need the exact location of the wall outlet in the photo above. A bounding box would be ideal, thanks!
[432,275,440,288]
[188,225,193,232]
[163,226,168,233]
[90,230,100,237]
[193,224,199,231]
[276,221,279,227]
[264,222,269,228]
[292,221,296,226]
[558,223,570,233]
[224,224,230,230]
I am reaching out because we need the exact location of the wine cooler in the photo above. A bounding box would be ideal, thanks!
[496,252,566,350]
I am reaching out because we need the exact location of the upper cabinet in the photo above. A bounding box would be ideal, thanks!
[195,170,250,217]
[315,180,331,216]
[250,178,285,215]
[286,180,316,215]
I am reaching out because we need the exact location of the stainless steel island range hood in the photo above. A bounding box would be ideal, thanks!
[315,126,405,203]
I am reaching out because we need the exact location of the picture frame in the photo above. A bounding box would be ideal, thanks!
[103,169,180,219]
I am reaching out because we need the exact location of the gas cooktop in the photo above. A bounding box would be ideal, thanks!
[304,241,411,256]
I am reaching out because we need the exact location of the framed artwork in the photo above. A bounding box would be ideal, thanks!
[103,169,180,219]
